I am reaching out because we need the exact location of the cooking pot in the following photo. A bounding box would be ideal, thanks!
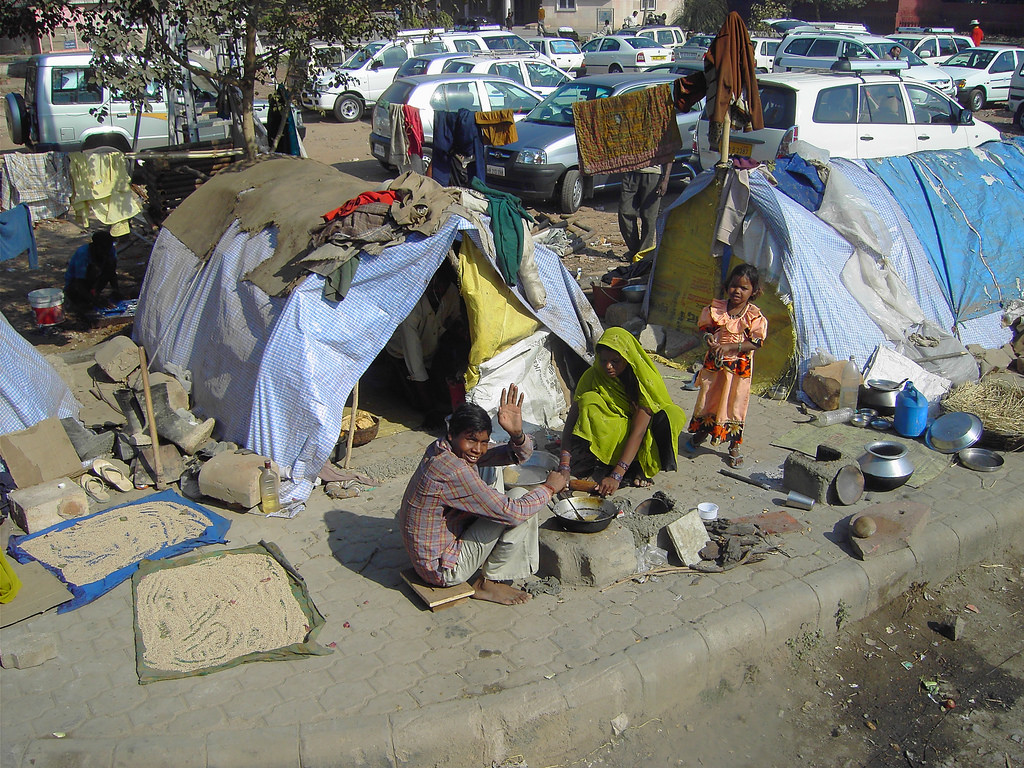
[858,440,915,491]
[858,379,904,416]
[552,496,618,533]
[926,411,983,454]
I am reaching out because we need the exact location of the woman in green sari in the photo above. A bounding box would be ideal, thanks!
[559,327,687,497]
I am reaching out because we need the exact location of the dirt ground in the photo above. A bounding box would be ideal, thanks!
[2,72,1023,768]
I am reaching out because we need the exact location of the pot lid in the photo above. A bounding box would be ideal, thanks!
[834,464,865,505]
[927,411,983,453]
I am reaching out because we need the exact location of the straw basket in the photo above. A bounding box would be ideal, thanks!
[340,412,380,447]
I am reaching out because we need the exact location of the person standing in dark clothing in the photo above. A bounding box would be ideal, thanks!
[65,230,120,311]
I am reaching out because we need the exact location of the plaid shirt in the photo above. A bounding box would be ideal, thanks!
[399,435,553,586]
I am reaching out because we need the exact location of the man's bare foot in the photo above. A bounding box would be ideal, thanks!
[471,576,531,605]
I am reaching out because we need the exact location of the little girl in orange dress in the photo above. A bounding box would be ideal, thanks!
[684,264,767,468]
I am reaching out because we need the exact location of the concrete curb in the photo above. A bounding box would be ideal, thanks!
[17,498,1024,767]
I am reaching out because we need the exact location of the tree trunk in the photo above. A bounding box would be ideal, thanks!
[242,16,259,160]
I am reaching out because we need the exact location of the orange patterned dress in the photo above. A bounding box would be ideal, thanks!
[688,299,768,445]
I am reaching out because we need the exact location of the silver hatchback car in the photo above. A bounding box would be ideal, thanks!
[482,73,703,213]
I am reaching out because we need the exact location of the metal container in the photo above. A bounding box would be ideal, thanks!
[859,440,915,491]
[552,496,617,533]
[858,379,902,416]
[622,285,646,303]
[926,412,983,454]
[850,413,871,428]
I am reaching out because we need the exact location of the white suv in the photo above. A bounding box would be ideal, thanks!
[302,29,538,121]
[773,31,955,95]
[694,69,1000,169]
[889,28,974,64]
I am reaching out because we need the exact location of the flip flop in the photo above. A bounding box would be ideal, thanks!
[78,474,110,502]
[91,458,133,492]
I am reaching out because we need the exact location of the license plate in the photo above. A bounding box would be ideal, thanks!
[486,164,505,177]
[730,141,752,157]
[372,143,385,158]
[652,55,667,61]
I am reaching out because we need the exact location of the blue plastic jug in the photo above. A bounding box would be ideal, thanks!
[894,381,928,438]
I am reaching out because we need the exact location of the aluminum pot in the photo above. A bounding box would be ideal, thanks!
[552,496,617,533]
[926,412,983,454]
[858,379,903,416]
[859,440,915,491]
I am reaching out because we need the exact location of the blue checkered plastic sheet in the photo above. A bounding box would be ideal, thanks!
[0,311,80,434]
[134,216,600,502]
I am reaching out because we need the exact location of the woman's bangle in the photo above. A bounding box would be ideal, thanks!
[558,463,570,473]
[609,471,623,482]
[616,460,629,472]
[560,450,571,460]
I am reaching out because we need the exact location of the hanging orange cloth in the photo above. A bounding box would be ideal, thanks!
[474,109,517,146]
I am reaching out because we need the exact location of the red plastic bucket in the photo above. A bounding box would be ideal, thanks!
[27,289,65,327]
[591,283,623,318]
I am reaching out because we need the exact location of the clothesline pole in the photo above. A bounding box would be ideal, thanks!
[717,118,732,174]
[343,381,360,470]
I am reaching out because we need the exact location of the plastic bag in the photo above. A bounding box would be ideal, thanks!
[636,543,669,574]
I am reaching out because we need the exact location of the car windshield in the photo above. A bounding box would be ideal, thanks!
[685,35,714,48]
[626,37,662,49]
[865,42,925,66]
[943,49,996,68]
[342,42,386,69]
[484,35,534,52]
[377,81,415,108]
[526,82,615,125]
[549,40,580,54]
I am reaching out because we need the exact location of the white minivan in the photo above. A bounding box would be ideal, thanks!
[695,69,1000,168]
[3,52,284,152]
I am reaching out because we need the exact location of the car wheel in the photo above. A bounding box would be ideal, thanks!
[333,94,364,123]
[3,92,27,145]
[967,87,985,112]
[608,63,623,74]
[1016,104,1024,133]
[559,169,583,214]
[82,135,132,153]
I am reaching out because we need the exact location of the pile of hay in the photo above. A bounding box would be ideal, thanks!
[941,379,1024,450]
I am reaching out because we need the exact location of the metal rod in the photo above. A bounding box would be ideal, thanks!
[718,468,773,491]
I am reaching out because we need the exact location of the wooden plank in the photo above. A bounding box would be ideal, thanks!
[400,568,474,611]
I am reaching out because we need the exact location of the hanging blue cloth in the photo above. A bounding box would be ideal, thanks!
[774,155,825,212]
[0,204,38,269]
[431,109,485,187]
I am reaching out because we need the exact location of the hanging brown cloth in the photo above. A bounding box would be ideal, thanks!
[705,12,763,131]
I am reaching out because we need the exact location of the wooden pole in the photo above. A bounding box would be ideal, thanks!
[343,381,360,470]
[138,346,165,489]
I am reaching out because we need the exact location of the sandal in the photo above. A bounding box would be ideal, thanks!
[78,474,110,502]
[91,458,133,492]
[728,447,744,468]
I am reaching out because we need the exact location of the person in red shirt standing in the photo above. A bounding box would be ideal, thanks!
[969,19,984,47]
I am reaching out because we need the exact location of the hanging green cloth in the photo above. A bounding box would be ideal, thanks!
[470,177,534,286]
[572,327,686,478]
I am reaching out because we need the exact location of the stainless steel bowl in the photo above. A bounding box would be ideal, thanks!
[957,447,1003,472]
[850,413,871,428]
[926,412,983,454]
[622,285,646,304]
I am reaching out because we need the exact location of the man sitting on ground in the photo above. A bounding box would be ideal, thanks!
[65,230,121,314]
[399,385,567,605]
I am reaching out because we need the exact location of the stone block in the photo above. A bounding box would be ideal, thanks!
[93,335,140,382]
[0,417,84,488]
[638,324,664,353]
[802,361,846,410]
[848,502,930,560]
[199,452,278,508]
[129,371,189,411]
[1,632,57,669]
[538,520,635,587]
[783,449,853,504]
[661,328,700,359]
[620,317,646,336]
[8,477,90,533]
[604,301,643,328]
[665,509,710,566]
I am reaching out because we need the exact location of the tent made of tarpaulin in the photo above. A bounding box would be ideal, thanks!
[134,198,601,504]
[0,311,80,435]
[646,148,1012,379]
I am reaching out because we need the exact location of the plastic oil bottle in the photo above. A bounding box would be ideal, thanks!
[259,460,280,516]
[839,355,860,412]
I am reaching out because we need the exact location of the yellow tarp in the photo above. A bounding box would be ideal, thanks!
[459,237,540,390]
[647,178,796,395]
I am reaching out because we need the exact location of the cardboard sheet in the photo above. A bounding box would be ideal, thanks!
[0,559,73,627]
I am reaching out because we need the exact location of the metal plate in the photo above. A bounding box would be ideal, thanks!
[957,447,1004,472]
[926,411,983,454]
[869,417,892,431]
[834,464,865,505]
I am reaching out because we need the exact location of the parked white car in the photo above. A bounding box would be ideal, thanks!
[579,36,672,74]
[441,55,571,95]
[750,36,782,72]
[889,28,974,64]
[938,46,1024,111]
[394,52,476,79]
[635,26,688,58]
[368,73,541,168]
[302,29,538,121]
[524,37,585,76]
[694,70,1000,169]
[673,33,714,62]
[1009,57,1024,132]
[772,31,956,95]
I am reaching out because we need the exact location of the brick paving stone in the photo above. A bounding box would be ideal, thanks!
[508,611,563,640]
[0,690,55,728]
[549,624,602,653]
[591,604,641,634]
[267,694,327,724]
[551,648,600,672]
[51,672,115,710]
[126,693,191,729]
[170,703,231,733]
[413,644,471,672]
[547,595,602,625]
[710,580,760,605]
[85,682,147,718]
[329,627,392,658]
[593,628,642,656]
[469,630,518,654]
[360,689,418,716]
[455,656,510,691]
[671,595,725,622]
[408,672,466,706]
[669,574,718,599]
[501,637,559,669]
[372,637,431,666]
[633,612,684,639]
[315,678,376,714]
[221,688,284,721]
[366,657,435,699]
[80,714,132,738]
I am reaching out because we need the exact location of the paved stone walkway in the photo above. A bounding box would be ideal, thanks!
[2,378,1022,767]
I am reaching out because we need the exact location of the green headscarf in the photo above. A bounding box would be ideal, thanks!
[572,327,687,478]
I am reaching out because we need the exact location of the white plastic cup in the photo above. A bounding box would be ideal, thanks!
[697,502,719,521]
